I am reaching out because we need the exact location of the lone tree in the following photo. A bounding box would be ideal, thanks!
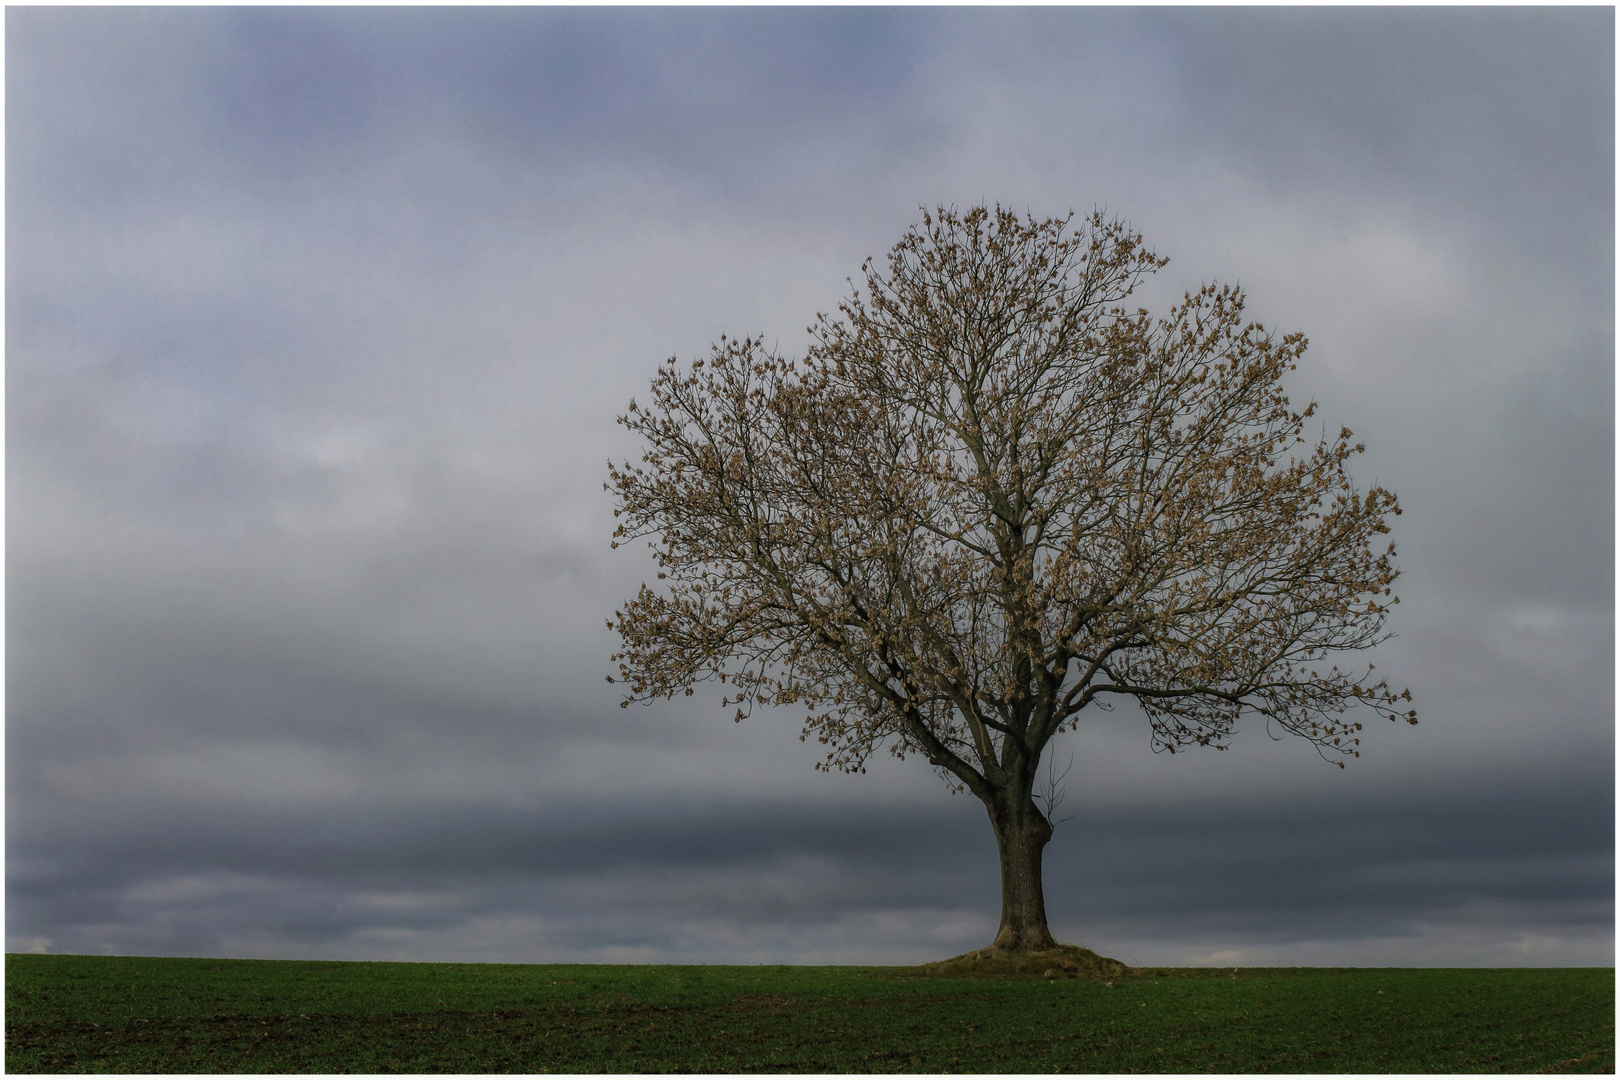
[607,207,1414,955]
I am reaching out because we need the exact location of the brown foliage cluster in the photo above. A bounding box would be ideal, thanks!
[607,207,1413,801]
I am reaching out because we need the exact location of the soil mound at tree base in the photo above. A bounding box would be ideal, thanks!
[910,944,1130,980]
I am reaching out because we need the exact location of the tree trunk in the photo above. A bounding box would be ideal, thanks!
[985,795,1057,953]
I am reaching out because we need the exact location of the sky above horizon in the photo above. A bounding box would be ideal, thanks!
[7,7,1613,967]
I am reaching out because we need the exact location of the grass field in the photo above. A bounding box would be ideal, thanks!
[6,954,1613,1073]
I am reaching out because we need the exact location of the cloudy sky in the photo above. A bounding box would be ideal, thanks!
[7,7,1613,968]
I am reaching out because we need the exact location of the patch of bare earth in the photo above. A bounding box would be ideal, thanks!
[909,944,1130,980]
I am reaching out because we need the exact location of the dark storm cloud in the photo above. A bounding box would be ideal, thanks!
[7,7,1611,965]
[10,776,1608,964]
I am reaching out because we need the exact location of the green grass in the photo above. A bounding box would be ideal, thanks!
[6,954,1612,1073]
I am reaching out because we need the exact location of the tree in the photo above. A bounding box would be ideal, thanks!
[606,206,1415,955]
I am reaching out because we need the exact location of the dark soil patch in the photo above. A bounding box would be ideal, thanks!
[909,943,1131,980]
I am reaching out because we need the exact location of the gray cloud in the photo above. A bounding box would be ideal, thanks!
[10,776,1608,965]
[7,8,1611,966]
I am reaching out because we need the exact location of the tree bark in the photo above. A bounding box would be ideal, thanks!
[985,794,1058,953]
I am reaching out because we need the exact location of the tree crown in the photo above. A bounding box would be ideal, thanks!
[608,206,1413,799]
